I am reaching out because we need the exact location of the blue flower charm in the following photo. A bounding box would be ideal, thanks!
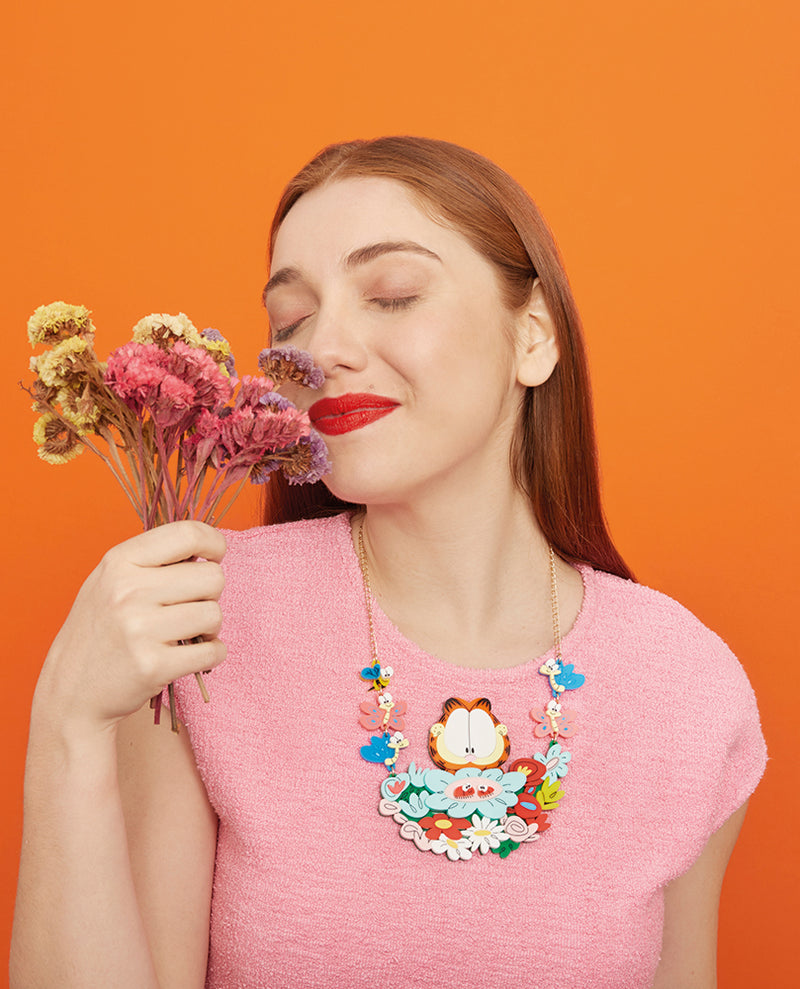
[423,767,527,820]
[534,742,571,782]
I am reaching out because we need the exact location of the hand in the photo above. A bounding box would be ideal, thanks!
[33,520,227,736]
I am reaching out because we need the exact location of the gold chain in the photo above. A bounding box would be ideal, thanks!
[357,519,379,666]
[549,543,562,662]
[357,516,561,666]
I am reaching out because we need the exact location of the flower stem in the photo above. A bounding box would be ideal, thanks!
[206,470,252,525]
[194,671,210,703]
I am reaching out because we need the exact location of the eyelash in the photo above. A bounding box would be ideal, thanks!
[272,317,307,342]
[371,296,419,311]
[272,297,419,342]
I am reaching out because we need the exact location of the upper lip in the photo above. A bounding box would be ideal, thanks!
[308,393,399,422]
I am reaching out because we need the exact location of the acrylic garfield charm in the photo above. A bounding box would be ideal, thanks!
[428,698,510,771]
[356,519,585,861]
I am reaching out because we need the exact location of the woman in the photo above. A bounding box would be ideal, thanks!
[11,137,766,988]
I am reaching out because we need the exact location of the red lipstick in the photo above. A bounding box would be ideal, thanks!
[308,393,399,436]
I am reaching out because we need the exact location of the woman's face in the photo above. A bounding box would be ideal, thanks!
[265,177,530,507]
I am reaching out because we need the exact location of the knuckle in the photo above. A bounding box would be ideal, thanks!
[206,601,223,633]
[208,563,226,597]
[107,574,142,611]
[207,638,227,667]
[119,608,148,642]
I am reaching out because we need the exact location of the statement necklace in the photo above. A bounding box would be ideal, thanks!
[356,520,586,862]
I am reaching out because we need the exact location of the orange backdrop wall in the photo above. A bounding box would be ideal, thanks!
[2,0,797,983]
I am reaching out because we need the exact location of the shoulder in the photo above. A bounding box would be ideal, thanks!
[218,512,353,580]
[586,567,750,691]
[583,567,765,761]
[585,567,767,817]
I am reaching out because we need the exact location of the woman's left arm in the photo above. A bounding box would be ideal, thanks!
[652,801,749,989]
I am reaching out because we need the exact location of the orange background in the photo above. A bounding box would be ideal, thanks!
[2,0,797,982]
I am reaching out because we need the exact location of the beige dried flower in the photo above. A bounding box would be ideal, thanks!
[132,312,202,349]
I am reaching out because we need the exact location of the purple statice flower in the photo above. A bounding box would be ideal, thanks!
[248,460,282,484]
[259,391,292,411]
[281,430,331,485]
[257,346,325,389]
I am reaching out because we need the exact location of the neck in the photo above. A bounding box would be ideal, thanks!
[354,485,578,669]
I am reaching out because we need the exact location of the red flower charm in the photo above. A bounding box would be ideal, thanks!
[508,758,551,831]
[418,813,471,841]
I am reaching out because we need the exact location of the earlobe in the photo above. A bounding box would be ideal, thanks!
[515,279,559,388]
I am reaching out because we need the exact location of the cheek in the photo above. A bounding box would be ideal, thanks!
[273,380,305,410]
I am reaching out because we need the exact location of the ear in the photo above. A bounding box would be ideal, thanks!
[514,279,559,387]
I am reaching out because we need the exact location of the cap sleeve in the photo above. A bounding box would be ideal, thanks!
[706,650,767,834]
[662,627,767,881]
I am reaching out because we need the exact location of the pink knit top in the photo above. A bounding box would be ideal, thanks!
[172,513,767,989]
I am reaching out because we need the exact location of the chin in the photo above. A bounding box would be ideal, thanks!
[321,468,402,508]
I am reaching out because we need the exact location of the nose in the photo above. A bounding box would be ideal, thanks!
[306,301,369,379]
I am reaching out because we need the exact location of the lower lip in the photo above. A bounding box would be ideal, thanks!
[311,406,397,436]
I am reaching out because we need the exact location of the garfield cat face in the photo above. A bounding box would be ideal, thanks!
[428,697,510,772]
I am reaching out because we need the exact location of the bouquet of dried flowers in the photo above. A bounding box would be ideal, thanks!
[24,301,329,729]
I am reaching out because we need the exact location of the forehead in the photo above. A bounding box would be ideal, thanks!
[270,176,469,273]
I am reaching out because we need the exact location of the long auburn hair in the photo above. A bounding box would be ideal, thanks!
[262,136,633,581]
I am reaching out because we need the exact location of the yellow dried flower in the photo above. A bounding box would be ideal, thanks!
[58,384,101,431]
[36,337,91,388]
[199,335,232,364]
[132,312,202,348]
[27,302,94,346]
[28,378,59,413]
[32,413,84,464]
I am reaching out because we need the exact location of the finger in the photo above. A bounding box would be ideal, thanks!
[115,521,227,569]
[152,601,224,644]
[159,637,227,683]
[145,560,225,606]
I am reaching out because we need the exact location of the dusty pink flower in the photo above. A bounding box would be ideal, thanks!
[150,373,197,427]
[219,405,310,464]
[233,374,275,410]
[181,409,225,467]
[104,343,168,413]
[167,342,232,411]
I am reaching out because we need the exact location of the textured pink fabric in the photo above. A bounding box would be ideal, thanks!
[173,512,767,989]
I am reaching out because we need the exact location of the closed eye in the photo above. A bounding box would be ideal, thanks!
[371,296,419,311]
[272,315,310,342]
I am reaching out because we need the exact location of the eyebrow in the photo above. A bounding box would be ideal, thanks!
[262,240,441,305]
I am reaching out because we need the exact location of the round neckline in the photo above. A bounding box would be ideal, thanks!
[332,510,597,683]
